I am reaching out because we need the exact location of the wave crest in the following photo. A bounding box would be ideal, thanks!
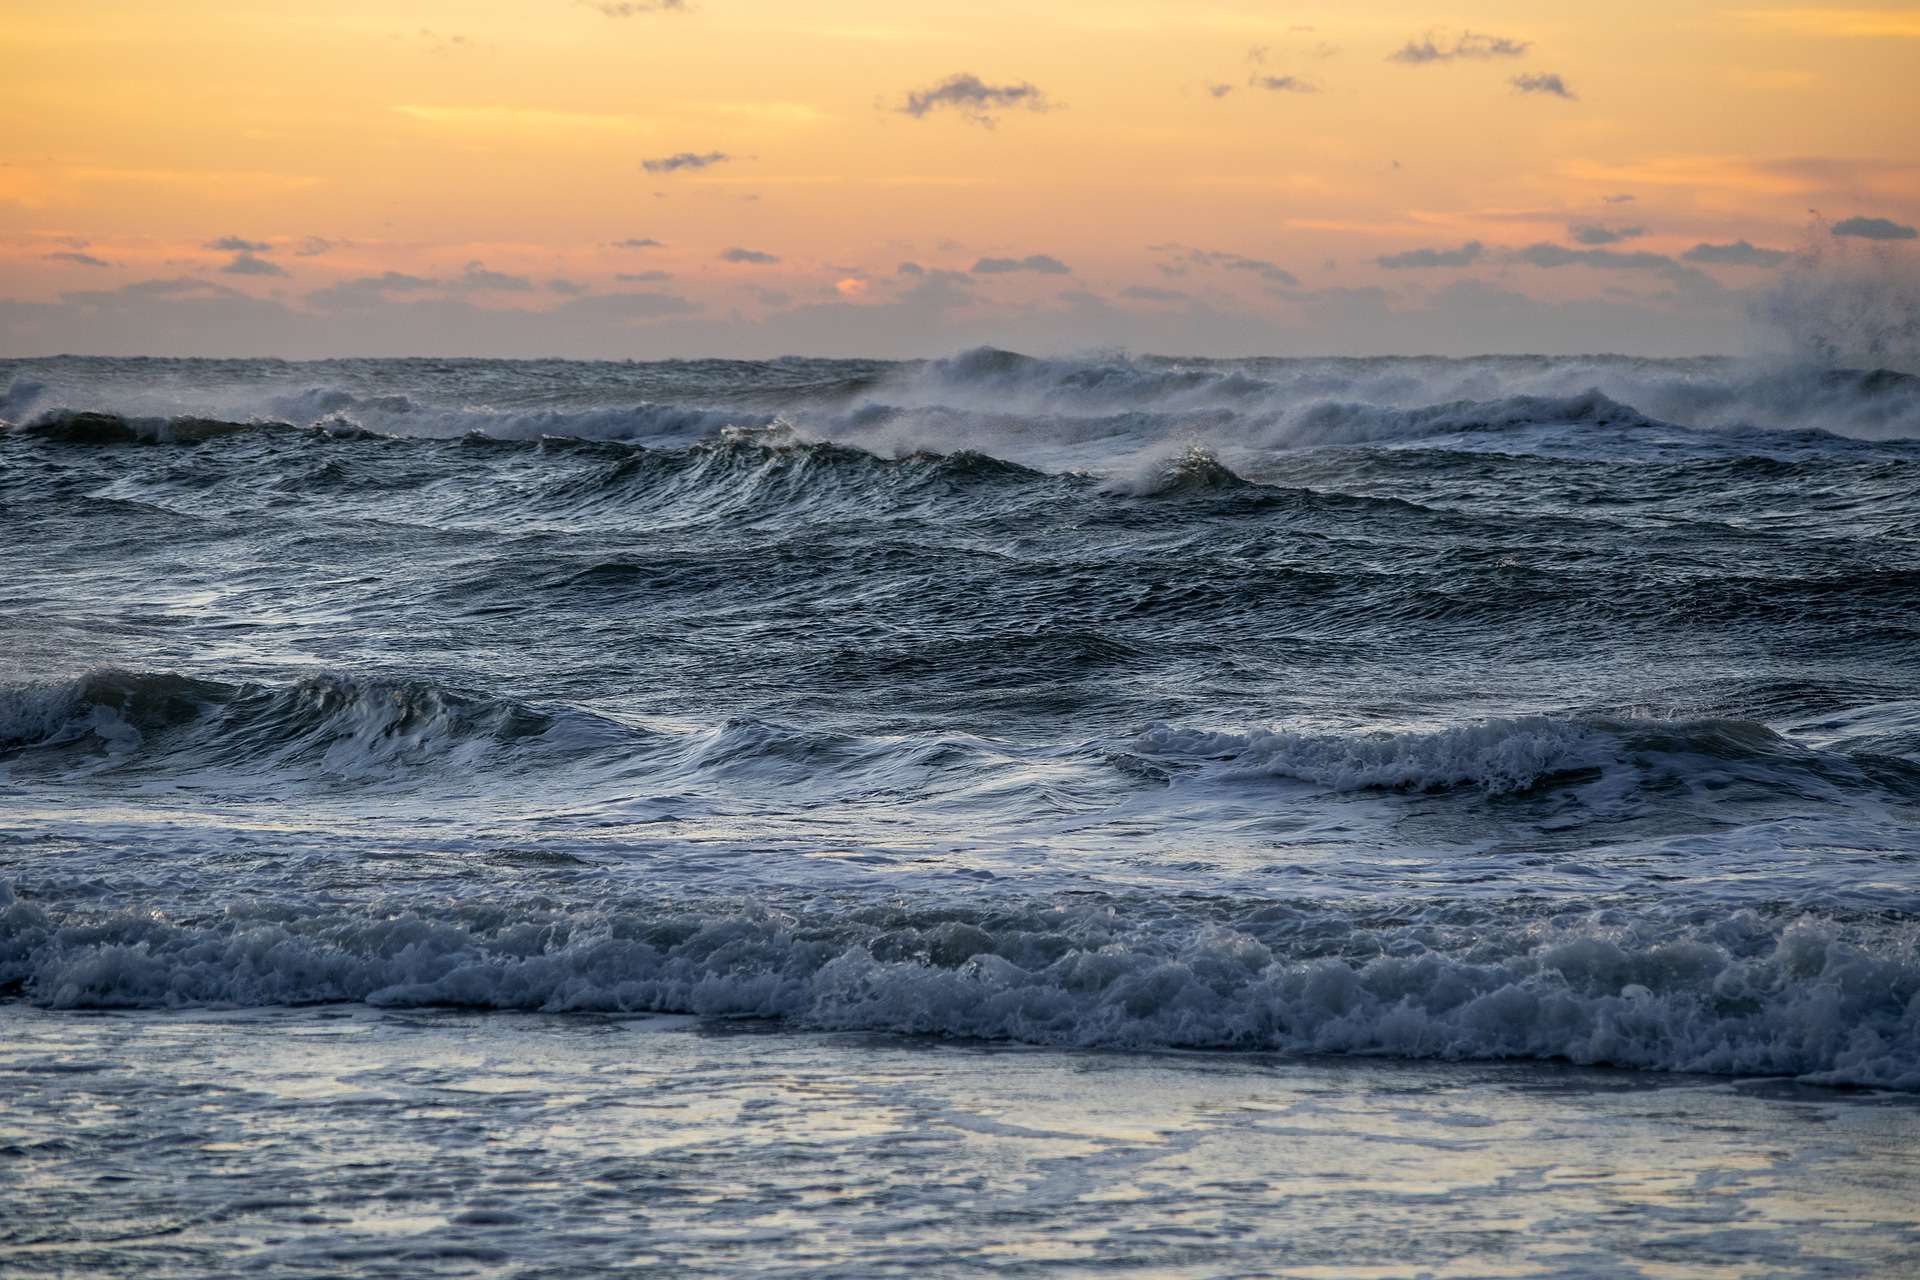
[1137,717,1612,794]
[2,891,1913,1087]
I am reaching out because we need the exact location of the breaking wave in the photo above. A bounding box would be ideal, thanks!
[2,886,1914,1088]
[1136,714,1920,799]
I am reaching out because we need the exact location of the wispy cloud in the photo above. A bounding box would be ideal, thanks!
[45,251,113,268]
[547,278,589,296]
[63,277,241,306]
[613,237,664,249]
[1602,193,1637,204]
[579,0,685,15]
[642,151,730,174]
[1376,241,1483,269]
[293,237,335,257]
[552,291,698,321]
[457,261,533,291]
[1569,224,1645,245]
[897,74,1053,126]
[221,252,288,277]
[1832,214,1918,240]
[1514,243,1674,269]
[306,272,436,310]
[1163,247,1298,285]
[1248,75,1318,93]
[1206,82,1235,98]
[1121,285,1187,302]
[1681,240,1791,267]
[1390,30,1530,64]
[415,28,472,55]
[615,270,673,282]
[206,235,272,252]
[971,254,1071,275]
[720,247,780,264]
[1512,73,1576,99]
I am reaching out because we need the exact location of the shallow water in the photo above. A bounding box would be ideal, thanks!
[4,1007,1918,1277]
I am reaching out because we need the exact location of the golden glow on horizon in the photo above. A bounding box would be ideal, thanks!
[0,0,1915,354]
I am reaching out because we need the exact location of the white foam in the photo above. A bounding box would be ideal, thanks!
[2,891,1914,1088]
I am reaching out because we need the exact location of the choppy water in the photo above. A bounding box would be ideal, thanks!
[2,349,1918,1094]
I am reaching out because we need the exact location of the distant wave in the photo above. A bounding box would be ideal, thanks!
[0,669,643,785]
[2,884,1914,1088]
[866,348,1920,441]
[0,383,767,447]
[1136,713,1920,799]
[10,352,1920,468]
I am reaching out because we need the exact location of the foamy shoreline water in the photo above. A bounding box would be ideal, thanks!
[5,1006,1918,1278]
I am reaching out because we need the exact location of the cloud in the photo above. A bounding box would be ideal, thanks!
[720,247,780,264]
[897,73,1053,126]
[45,251,113,268]
[896,261,925,276]
[1179,248,1298,285]
[1569,224,1645,246]
[547,278,589,296]
[1511,73,1576,99]
[640,151,729,174]
[7,265,1758,361]
[457,261,533,291]
[62,277,241,305]
[1513,243,1676,269]
[613,237,664,249]
[1206,82,1235,98]
[971,254,1071,275]
[1832,215,1918,241]
[1376,241,1484,269]
[221,252,289,277]
[206,235,273,252]
[305,271,438,310]
[416,29,471,55]
[1248,75,1317,93]
[1602,193,1637,203]
[1121,286,1187,302]
[293,237,335,257]
[548,291,697,321]
[1389,30,1530,64]
[580,0,684,14]
[615,270,673,283]
[1682,240,1792,267]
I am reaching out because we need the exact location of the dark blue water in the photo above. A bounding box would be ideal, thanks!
[3,349,1918,1085]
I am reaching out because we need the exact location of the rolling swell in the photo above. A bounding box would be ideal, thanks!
[0,669,1037,799]
[1137,714,1920,800]
[2,885,1914,1088]
[0,669,631,783]
[8,670,1916,818]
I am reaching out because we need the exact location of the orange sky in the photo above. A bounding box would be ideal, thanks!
[1,0,1916,356]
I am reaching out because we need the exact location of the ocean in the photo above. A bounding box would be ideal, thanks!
[3,349,1918,1275]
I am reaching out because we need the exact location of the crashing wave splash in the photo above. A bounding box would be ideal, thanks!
[2,884,1914,1089]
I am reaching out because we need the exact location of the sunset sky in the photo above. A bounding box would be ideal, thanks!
[2,0,1916,357]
